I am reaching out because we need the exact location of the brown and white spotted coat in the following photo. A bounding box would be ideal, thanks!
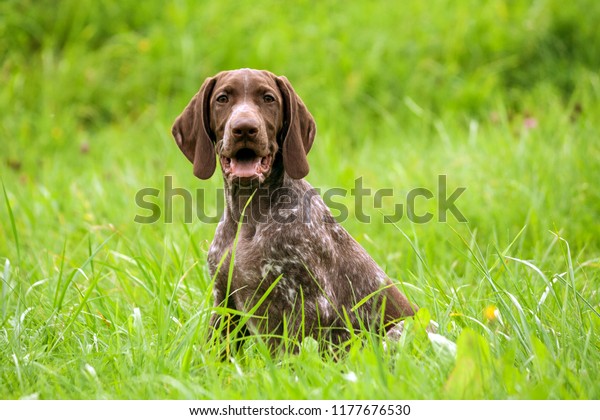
[172,69,416,350]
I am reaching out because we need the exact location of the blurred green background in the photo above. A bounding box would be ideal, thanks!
[0,0,599,399]
[2,0,599,259]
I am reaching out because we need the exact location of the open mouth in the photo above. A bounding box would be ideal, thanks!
[220,148,273,182]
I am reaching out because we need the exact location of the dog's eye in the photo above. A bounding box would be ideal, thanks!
[263,94,275,103]
[216,94,228,104]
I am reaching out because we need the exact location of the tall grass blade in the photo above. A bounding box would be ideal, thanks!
[2,181,21,263]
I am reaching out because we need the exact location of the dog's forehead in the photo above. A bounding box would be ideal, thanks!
[214,69,278,92]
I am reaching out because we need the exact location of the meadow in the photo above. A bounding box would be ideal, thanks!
[1,0,599,399]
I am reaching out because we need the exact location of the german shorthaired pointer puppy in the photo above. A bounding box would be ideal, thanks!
[172,69,417,351]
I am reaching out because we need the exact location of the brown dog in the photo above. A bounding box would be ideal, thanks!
[172,69,416,351]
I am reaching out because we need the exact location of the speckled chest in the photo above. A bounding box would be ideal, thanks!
[207,216,337,309]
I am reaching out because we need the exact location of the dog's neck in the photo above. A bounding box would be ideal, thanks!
[222,160,289,226]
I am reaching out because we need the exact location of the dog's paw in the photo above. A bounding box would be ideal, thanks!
[385,319,456,357]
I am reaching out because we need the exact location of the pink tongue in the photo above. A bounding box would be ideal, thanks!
[230,156,262,178]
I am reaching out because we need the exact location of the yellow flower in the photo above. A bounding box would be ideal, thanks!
[138,39,151,53]
[484,305,499,322]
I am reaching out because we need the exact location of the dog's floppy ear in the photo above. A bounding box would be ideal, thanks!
[171,77,217,180]
[276,76,316,179]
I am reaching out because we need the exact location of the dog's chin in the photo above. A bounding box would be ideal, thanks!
[220,148,273,185]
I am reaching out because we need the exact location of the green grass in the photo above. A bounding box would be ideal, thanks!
[1,0,599,399]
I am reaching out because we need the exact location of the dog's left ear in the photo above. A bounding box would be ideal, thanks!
[276,76,316,179]
[171,77,217,180]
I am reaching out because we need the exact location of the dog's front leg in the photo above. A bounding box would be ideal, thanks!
[209,284,249,359]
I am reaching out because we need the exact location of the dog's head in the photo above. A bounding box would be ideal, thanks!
[172,69,316,184]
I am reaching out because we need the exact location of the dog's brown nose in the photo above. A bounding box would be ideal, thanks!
[231,117,259,140]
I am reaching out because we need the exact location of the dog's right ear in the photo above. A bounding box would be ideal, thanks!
[171,77,217,180]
